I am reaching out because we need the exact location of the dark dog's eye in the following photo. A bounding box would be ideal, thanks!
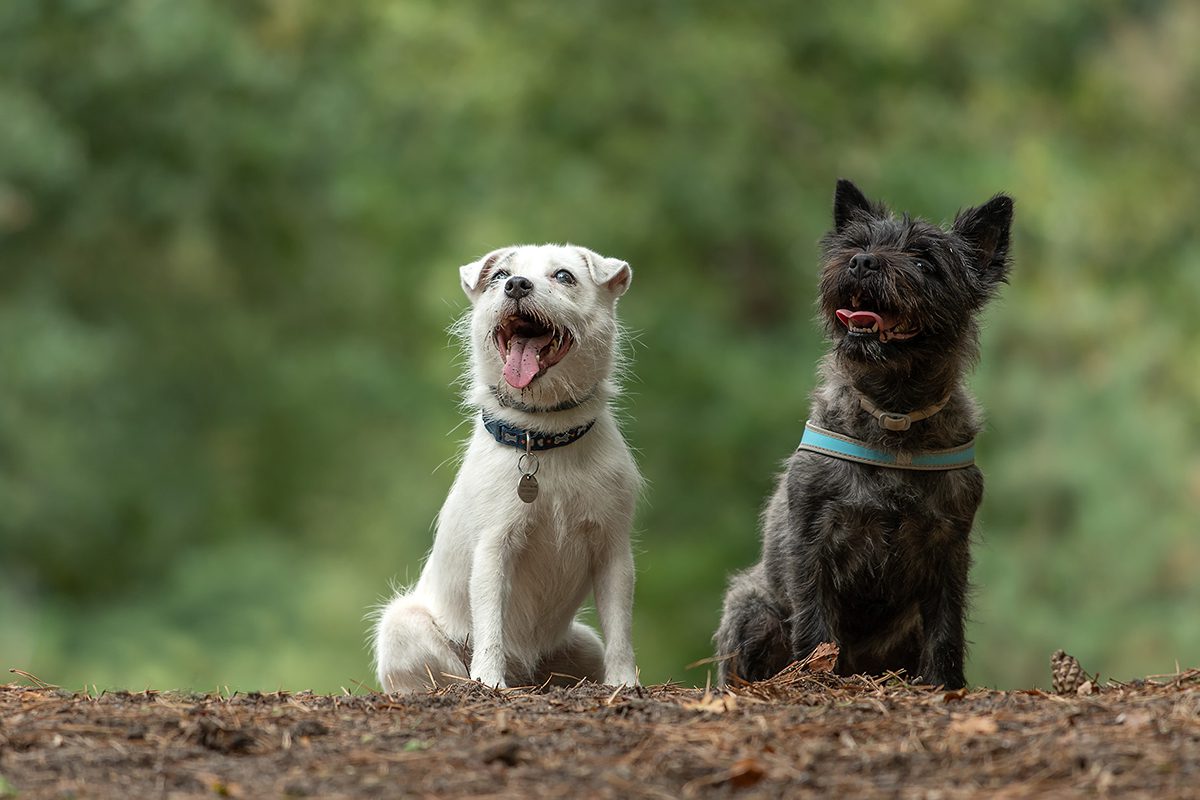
[553,269,576,285]
[913,258,935,274]
[491,269,511,283]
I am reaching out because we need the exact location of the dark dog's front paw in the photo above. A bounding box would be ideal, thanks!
[921,669,966,690]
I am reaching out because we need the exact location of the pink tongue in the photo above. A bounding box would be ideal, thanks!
[836,309,896,330]
[503,333,555,389]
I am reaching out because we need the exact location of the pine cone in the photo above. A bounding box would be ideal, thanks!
[1051,649,1086,694]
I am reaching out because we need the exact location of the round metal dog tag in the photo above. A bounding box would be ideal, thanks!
[517,474,539,503]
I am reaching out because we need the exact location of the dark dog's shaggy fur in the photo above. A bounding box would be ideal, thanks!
[714,179,1013,689]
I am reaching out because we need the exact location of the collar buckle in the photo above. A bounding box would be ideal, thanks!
[859,393,950,431]
[878,412,912,432]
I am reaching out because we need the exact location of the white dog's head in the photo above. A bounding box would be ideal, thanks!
[458,244,631,413]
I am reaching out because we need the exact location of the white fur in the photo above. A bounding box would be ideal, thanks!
[373,244,640,692]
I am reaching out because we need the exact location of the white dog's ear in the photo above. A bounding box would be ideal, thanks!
[459,248,513,302]
[576,247,632,297]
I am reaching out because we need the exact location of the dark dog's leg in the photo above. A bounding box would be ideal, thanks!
[917,545,970,689]
[787,602,837,673]
[714,565,791,685]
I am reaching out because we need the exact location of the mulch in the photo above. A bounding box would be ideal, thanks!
[2,656,1198,799]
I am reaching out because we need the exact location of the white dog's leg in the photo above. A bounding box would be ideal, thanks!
[374,595,467,694]
[593,541,639,686]
[468,531,512,688]
[535,621,605,685]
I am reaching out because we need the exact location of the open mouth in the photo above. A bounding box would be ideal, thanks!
[494,312,574,389]
[835,297,919,343]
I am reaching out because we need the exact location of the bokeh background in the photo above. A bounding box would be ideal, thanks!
[2,1,1198,693]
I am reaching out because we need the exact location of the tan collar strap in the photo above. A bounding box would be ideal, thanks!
[859,394,950,432]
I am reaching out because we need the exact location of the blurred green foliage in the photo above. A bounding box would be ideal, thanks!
[2,0,1198,692]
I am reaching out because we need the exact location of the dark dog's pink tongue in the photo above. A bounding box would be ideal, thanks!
[503,333,555,389]
[836,309,896,330]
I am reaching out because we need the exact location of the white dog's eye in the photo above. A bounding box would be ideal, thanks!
[491,269,511,283]
[553,269,576,285]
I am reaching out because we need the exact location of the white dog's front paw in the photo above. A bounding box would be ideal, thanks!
[469,655,507,689]
[470,669,507,689]
[604,663,639,687]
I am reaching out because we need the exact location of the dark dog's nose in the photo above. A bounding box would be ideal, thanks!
[848,253,879,275]
[504,275,534,299]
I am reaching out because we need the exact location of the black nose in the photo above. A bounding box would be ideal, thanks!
[848,253,879,275]
[504,275,534,299]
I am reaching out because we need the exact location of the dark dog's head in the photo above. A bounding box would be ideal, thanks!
[818,179,1013,380]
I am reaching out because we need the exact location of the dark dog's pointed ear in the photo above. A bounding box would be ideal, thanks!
[953,194,1014,286]
[833,179,885,232]
[459,247,514,303]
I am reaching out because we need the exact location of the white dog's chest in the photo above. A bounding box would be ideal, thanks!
[420,428,634,641]
[502,504,600,638]
[425,494,607,649]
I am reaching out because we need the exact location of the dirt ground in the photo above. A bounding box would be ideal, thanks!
[2,658,1198,799]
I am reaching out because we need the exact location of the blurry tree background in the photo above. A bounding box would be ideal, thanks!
[2,0,1198,692]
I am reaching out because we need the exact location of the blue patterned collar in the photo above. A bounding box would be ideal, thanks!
[482,413,596,452]
[797,421,975,471]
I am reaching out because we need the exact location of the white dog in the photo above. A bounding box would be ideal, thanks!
[372,244,641,692]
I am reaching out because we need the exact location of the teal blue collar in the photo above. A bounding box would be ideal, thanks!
[797,421,975,471]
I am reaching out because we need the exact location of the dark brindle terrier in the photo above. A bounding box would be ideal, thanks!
[714,179,1013,690]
